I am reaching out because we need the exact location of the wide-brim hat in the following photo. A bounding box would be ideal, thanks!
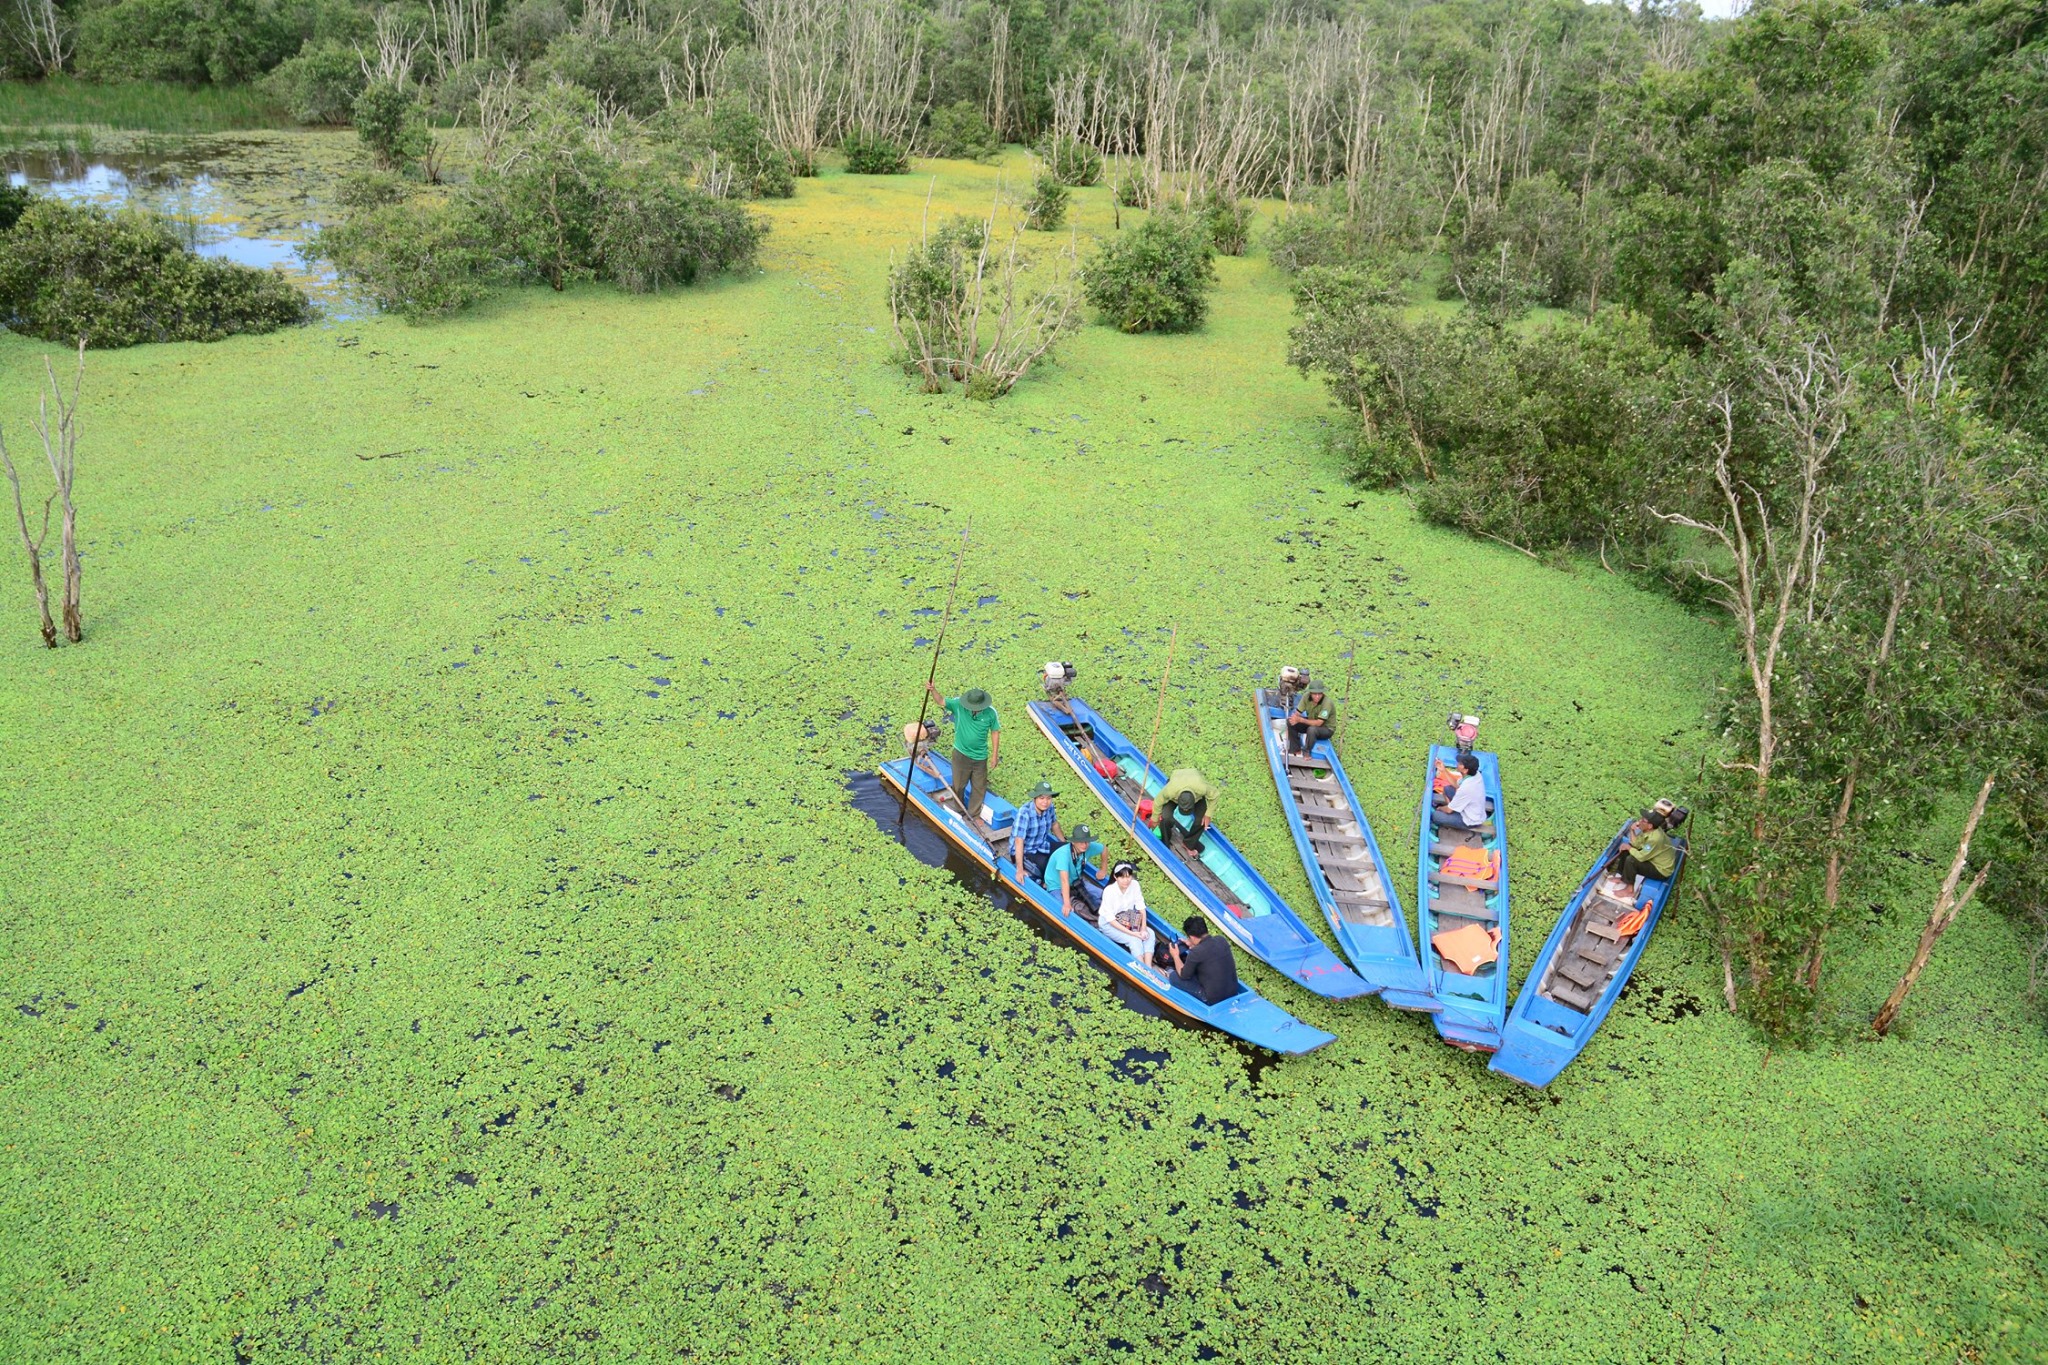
[1071,823,1094,842]
[961,688,992,711]
[1027,781,1058,799]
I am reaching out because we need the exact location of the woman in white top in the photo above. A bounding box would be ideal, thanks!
[1096,861,1156,965]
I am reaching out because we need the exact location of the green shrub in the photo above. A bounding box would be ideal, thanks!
[0,183,32,233]
[1201,192,1251,256]
[496,0,570,62]
[468,88,614,290]
[262,39,364,125]
[1081,207,1216,333]
[926,102,1001,161]
[1038,134,1101,187]
[533,31,669,116]
[353,80,431,172]
[0,199,311,346]
[842,132,909,175]
[1113,170,1151,208]
[597,159,767,292]
[1265,208,1361,274]
[652,102,795,200]
[312,197,494,320]
[1021,172,1068,231]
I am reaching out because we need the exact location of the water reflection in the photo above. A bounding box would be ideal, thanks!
[3,135,364,316]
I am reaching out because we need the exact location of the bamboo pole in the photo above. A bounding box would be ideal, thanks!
[899,523,970,830]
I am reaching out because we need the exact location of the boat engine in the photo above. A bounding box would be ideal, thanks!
[1276,665,1312,706]
[1042,661,1077,703]
[1448,712,1481,754]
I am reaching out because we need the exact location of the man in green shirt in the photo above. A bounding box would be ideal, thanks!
[925,681,1000,820]
[1284,680,1336,756]
[1153,767,1218,856]
[1607,800,1683,884]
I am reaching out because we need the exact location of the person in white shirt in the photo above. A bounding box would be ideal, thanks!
[1430,753,1490,830]
[1096,861,1156,965]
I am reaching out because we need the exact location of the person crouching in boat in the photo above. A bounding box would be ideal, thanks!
[923,681,1000,819]
[1097,860,1156,965]
[1167,916,1239,1003]
[901,718,940,761]
[1010,780,1065,881]
[1153,768,1218,855]
[1284,680,1336,756]
[1430,753,1488,830]
[1042,825,1106,918]
[1605,800,1685,889]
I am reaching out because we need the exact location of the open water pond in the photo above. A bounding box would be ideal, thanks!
[846,770,1277,1081]
[3,130,366,314]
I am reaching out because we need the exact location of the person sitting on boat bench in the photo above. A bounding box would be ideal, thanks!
[924,681,1000,820]
[1097,861,1156,965]
[1285,681,1336,757]
[1154,768,1218,855]
[1167,916,1239,1003]
[1606,800,1682,886]
[1430,753,1489,830]
[1010,780,1065,881]
[1042,825,1106,919]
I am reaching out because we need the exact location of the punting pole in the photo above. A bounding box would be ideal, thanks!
[1128,624,1178,853]
[899,522,971,831]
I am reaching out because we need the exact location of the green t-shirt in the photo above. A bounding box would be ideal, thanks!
[944,697,1001,760]
[1296,697,1335,727]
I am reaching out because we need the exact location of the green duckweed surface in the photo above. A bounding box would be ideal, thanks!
[1,147,2043,1363]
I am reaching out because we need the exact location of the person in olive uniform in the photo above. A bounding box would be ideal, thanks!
[1285,681,1336,756]
[1607,799,1683,885]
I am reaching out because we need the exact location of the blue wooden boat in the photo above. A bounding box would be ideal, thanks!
[1254,688,1437,1012]
[1027,695,1376,1001]
[1416,745,1510,1050]
[1490,823,1688,1087]
[876,751,1337,1056]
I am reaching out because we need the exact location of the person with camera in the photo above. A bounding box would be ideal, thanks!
[1167,916,1239,1004]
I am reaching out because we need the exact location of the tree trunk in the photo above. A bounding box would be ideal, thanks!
[1872,772,1997,1037]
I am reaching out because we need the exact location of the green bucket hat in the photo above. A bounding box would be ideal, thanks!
[1027,781,1058,799]
[961,688,992,712]
[1071,824,1093,843]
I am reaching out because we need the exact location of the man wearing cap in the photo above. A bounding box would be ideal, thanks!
[925,680,1001,821]
[1153,767,1218,856]
[1607,800,1681,885]
[1041,825,1106,918]
[1010,780,1065,881]
[1284,680,1336,757]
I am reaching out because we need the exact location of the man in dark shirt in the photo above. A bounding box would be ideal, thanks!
[1167,916,1239,1004]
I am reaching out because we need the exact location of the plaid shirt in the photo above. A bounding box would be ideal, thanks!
[1012,801,1059,854]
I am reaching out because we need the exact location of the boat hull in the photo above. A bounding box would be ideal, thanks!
[1416,745,1510,1050]
[877,754,1338,1056]
[1254,690,1436,1011]
[1490,826,1687,1087]
[1028,697,1376,1001]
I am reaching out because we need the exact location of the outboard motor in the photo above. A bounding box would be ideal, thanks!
[1448,713,1481,755]
[1277,665,1313,707]
[1042,661,1078,704]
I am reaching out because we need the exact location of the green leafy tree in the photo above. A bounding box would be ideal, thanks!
[262,39,365,126]
[1020,172,1067,231]
[926,101,1002,161]
[1081,208,1215,333]
[842,132,910,175]
[353,80,431,173]
[1037,134,1101,187]
[312,197,494,320]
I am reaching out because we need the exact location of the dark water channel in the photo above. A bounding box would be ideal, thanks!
[845,771,1277,1083]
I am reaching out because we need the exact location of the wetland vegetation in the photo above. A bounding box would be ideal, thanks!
[0,0,2045,1360]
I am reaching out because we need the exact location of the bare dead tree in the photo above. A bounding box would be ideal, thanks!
[661,27,729,111]
[11,0,69,77]
[1183,55,1277,201]
[986,5,1011,142]
[837,0,926,146]
[424,0,488,82]
[1652,342,1852,809]
[358,6,426,85]
[31,343,82,644]
[747,0,839,166]
[0,426,56,648]
[1872,772,1996,1036]
[470,64,526,167]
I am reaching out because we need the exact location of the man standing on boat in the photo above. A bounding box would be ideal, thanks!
[1153,768,1218,856]
[1284,680,1336,756]
[1010,780,1064,881]
[925,681,1000,820]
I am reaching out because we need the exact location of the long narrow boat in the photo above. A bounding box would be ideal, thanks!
[1028,695,1376,1001]
[876,751,1337,1055]
[1490,823,1688,1087]
[1416,745,1511,1051]
[1253,689,1437,1012]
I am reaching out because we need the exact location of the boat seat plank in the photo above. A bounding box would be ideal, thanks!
[1428,871,1500,892]
[1549,981,1597,1010]
[1431,899,1499,925]
[1557,956,1603,989]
